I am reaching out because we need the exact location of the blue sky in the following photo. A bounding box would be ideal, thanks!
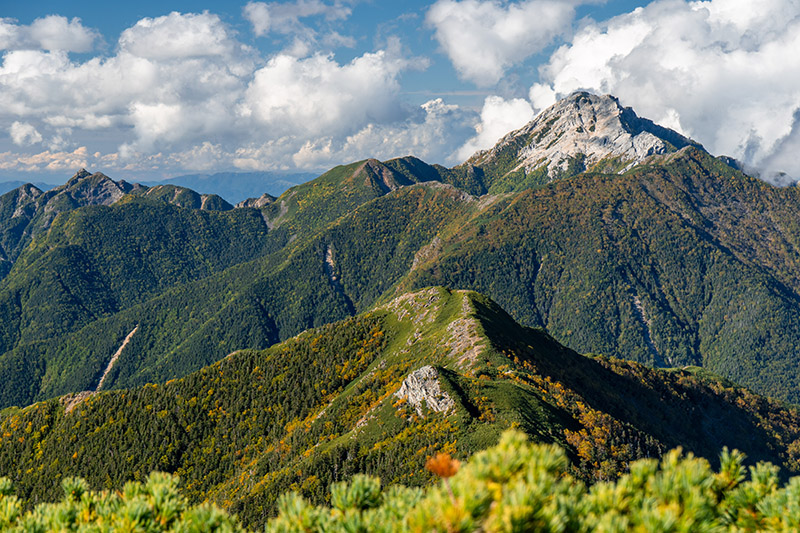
[1,0,799,183]
[1,1,642,106]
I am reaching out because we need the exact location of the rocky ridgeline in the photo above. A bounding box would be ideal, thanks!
[59,168,140,206]
[469,92,701,179]
[236,193,276,208]
[0,169,236,269]
[7,169,139,220]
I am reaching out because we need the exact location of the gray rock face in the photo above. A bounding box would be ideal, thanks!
[11,184,44,218]
[0,169,143,267]
[62,169,136,206]
[394,365,455,416]
[469,92,701,179]
[236,193,277,209]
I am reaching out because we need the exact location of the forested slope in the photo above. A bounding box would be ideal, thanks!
[4,92,800,410]
[400,148,800,401]
[0,169,475,408]
[2,288,800,529]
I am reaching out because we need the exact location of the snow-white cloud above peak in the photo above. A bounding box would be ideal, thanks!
[454,96,535,162]
[2,0,800,183]
[426,0,583,87]
[529,0,800,179]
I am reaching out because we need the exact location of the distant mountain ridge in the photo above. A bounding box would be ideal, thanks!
[0,169,233,275]
[2,91,800,414]
[0,180,56,196]
[144,170,315,204]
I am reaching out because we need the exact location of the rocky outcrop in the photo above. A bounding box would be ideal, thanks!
[10,184,44,218]
[61,391,94,414]
[357,159,414,194]
[394,365,455,416]
[58,169,140,206]
[411,236,443,271]
[236,193,277,209]
[137,184,233,211]
[0,169,146,268]
[468,92,702,180]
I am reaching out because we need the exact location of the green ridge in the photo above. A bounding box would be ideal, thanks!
[2,288,799,529]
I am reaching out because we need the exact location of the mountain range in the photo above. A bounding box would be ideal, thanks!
[0,180,56,196]
[142,170,315,204]
[2,91,800,526]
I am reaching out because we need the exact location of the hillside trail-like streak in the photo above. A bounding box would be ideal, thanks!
[96,325,139,391]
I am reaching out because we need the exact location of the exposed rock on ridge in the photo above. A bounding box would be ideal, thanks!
[357,158,414,193]
[394,365,455,416]
[468,92,702,180]
[236,193,277,209]
[138,184,232,211]
[0,169,235,276]
[0,170,144,270]
[60,168,139,206]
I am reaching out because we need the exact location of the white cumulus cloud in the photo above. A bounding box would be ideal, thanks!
[289,97,476,168]
[0,15,99,52]
[426,0,580,86]
[244,0,350,34]
[530,0,800,179]
[243,2,273,36]
[244,1,355,58]
[119,11,241,60]
[0,11,255,157]
[243,50,411,137]
[9,121,42,146]
[454,95,535,161]
[0,8,477,176]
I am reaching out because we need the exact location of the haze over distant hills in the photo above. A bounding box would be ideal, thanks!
[144,171,316,204]
[0,180,56,196]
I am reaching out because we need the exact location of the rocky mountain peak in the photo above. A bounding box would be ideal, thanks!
[468,92,702,180]
[61,170,138,206]
[356,158,413,193]
[72,168,92,180]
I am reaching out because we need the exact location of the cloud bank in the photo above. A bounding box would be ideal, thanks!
[529,0,800,179]
[0,15,99,52]
[426,0,579,86]
[4,1,800,182]
[0,9,471,175]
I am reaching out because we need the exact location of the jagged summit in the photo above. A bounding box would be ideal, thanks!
[236,192,277,209]
[73,168,91,179]
[63,169,139,205]
[468,92,703,181]
[0,169,234,273]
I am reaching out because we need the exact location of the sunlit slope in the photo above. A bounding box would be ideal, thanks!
[2,288,799,529]
[0,181,472,408]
